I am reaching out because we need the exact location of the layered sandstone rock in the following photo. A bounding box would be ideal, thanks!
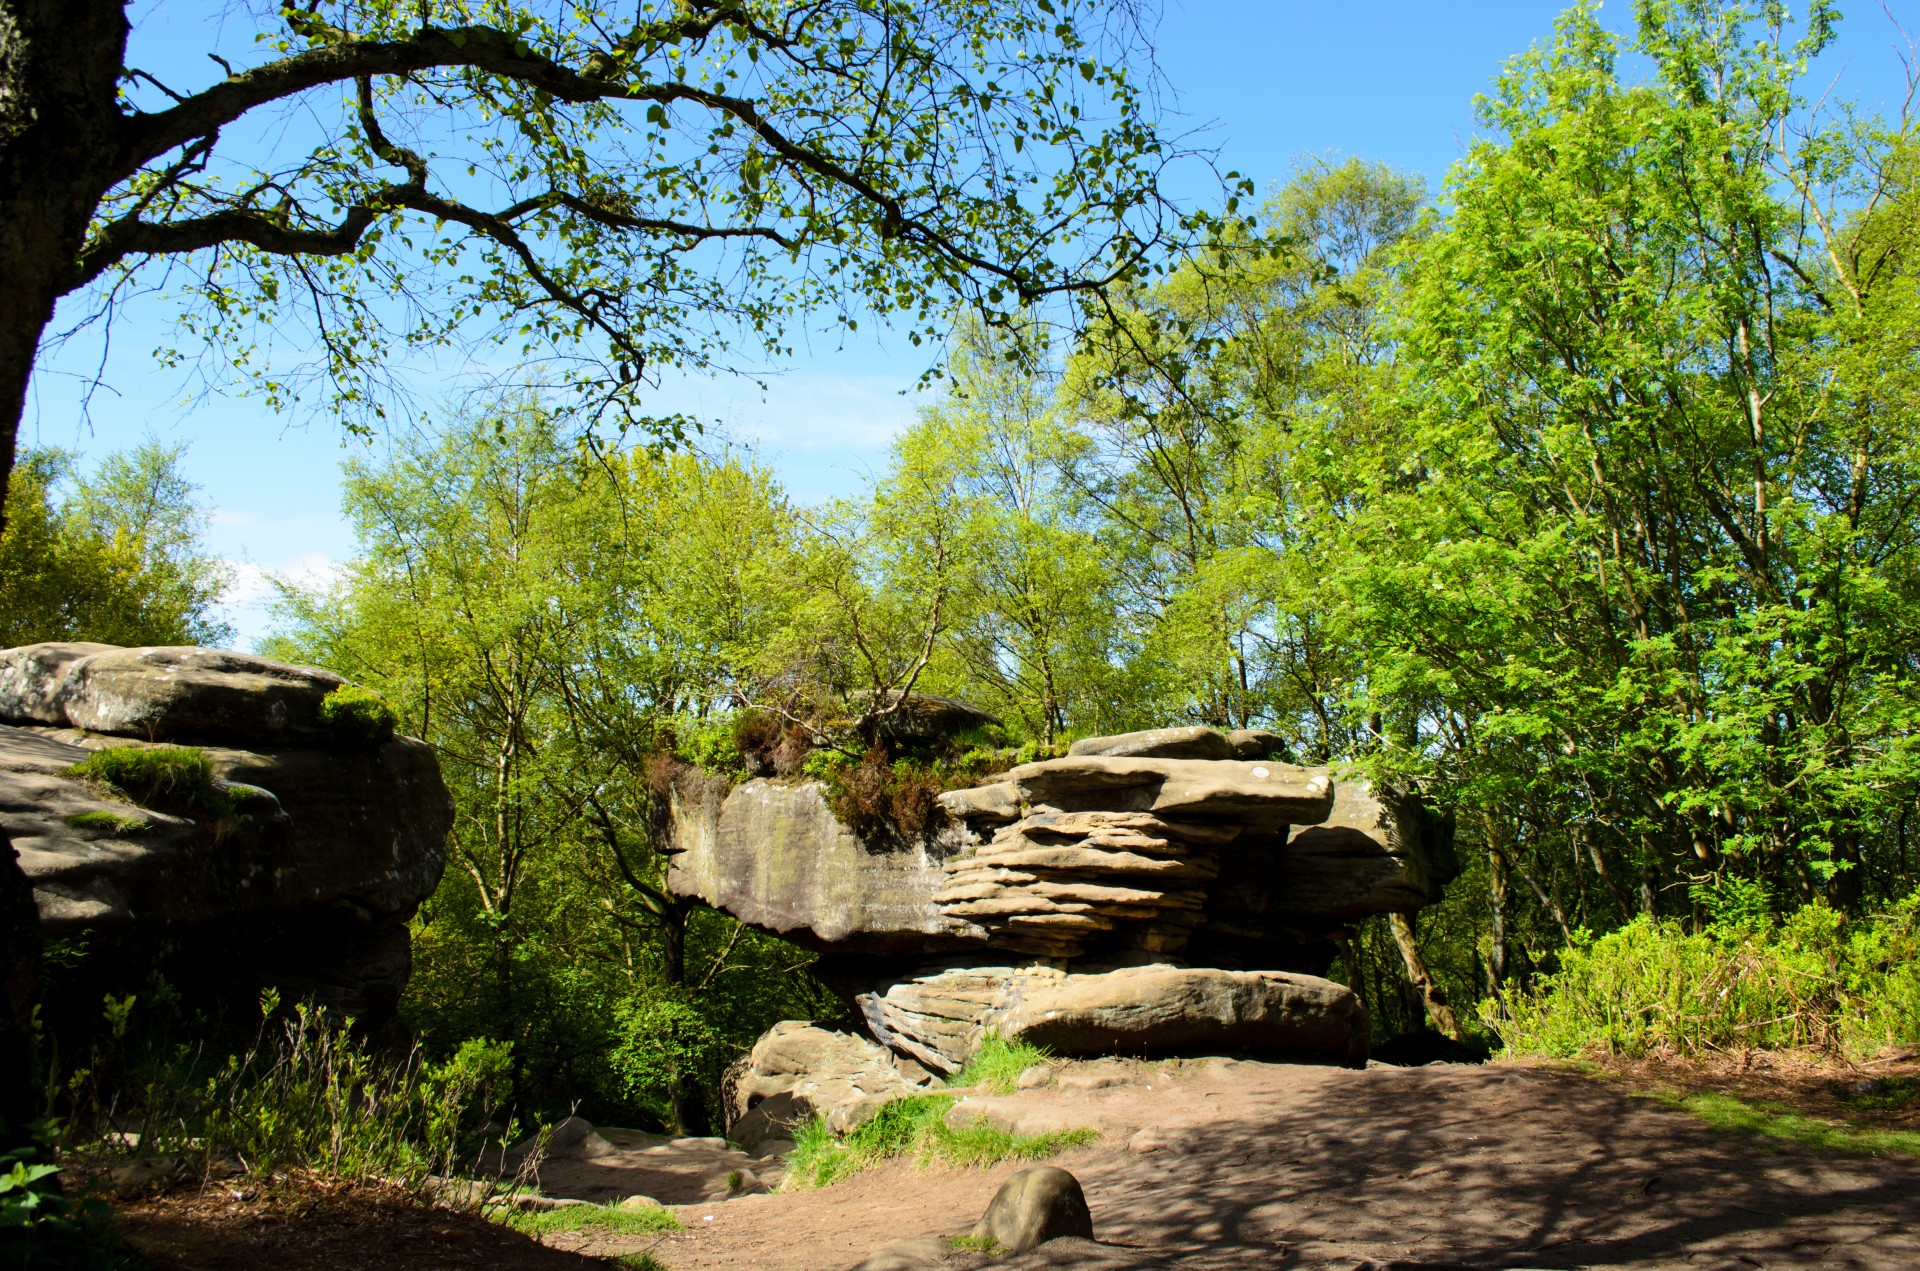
[0,642,451,1033]
[678,720,1456,1106]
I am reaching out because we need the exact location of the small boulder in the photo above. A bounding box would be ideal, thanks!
[971,1166,1094,1253]
[936,780,1022,824]
[1016,1063,1052,1090]
[513,1115,616,1161]
[1067,727,1234,761]
[1225,728,1290,760]
[619,1194,665,1209]
[727,1089,810,1151]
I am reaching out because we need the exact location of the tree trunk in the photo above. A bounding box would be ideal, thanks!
[1388,912,1463,1042]
[0,0,131,528]
[1484,813,1511,996]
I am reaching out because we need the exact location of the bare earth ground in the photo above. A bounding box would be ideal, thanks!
[117,1057,1920,1271]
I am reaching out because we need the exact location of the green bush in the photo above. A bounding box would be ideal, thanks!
[1491,891,1920,1060]
[783,1093,1097,1187]
[318,684,397,746]
[64,746,231,819]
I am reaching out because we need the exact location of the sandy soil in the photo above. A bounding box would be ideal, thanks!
[119,1175,606,1270]
[574,1057,1920,1270]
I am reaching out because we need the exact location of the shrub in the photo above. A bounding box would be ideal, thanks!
[1491,891,1920,1060]
[65,746,231,819]
[826,748,951,849]
[318,684,397,746]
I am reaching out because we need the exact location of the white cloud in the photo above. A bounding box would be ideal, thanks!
[208,507,260,527]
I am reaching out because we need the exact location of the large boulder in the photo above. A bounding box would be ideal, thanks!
[855,960,1368,1071]
[729,1021,933,1136]
[0,643,450,1034]
[995,965,1368,1065]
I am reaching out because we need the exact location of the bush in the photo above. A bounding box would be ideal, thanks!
[1490,891,1920,1060]
[826,748,950,848]
[64,746,231,819]
[318,685,397,746]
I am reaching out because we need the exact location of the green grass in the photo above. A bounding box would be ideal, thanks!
[318,685,397,746]
[783,1093,1098,1188]
[949,1234,1003,1253]
[1652,1090,1920,1157]
[953,1034,1052,1094]
[64,746,232,819]
[611,1256,669,1271]
[497,1203,684,1237]
[61,810,151,836]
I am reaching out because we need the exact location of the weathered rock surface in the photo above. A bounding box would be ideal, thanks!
[971,1166,1094,1253]
[668,778,980,956]
[0,643,358,747]
[1006,756,1334,830]
[1,643,451,1033]
[730,1021,934,1135]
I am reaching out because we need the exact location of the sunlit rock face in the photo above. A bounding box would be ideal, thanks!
[0,642,451,1037]
[669,719,1458,1087]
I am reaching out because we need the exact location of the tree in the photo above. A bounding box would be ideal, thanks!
[268,401,819,1127]
[1316,0,1920,1001]
[0,440,232,646]
[1,0,1226,525]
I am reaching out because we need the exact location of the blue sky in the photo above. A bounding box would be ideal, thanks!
[22,1,1918,646]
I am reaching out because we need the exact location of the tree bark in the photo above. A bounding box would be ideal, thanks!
[0,0,131,528]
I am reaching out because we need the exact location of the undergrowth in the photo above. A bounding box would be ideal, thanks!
[1490,885,1920,1060]
[54,989,525,1198]
[783,1093,1096,1188]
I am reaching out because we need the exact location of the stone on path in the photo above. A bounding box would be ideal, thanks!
[972,1165,1094,1253]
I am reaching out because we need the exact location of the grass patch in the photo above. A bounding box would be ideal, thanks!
[949,1233,1003,1253]
[64,746,232,819]
[497,1203,683,1237]
[62,809,151,836]
[954,1034,1051,1094]
[318,684,397,746]
[1653,1090,1920,1157]
[784,1093,1097,1188]
[612,1256,670,1271]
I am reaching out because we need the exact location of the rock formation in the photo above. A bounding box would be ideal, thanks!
[1,642,452,1035]
[673,717,1458,1125]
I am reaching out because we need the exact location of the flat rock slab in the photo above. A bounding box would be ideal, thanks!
[1007,757,1334,830]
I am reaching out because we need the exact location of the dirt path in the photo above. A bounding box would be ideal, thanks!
[563,1058,1920,1270]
